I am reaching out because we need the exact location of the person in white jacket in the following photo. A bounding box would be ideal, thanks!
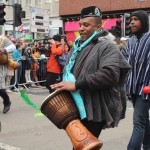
[0,35,16,113]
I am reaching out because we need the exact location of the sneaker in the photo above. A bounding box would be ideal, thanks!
[18,86,24,90]
[3,101,11,114]
[13,88,19,92]
[6,89,12,93]
[27,80,33,83]
[36,85,42,88]
[27,81,31,84]
[31,83,36,87]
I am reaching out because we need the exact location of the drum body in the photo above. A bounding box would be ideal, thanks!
[41,90,103,150]
[0,53,8,65]
[8,60,19,70]
[41,90,79,129]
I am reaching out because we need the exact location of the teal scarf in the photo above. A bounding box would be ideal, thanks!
[63,30,100,119]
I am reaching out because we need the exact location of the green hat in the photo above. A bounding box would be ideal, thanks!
[24,36,32,42]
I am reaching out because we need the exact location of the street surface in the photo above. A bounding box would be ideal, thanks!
[0,87,134,150]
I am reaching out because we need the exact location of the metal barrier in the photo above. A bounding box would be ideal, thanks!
[6,57,48,93]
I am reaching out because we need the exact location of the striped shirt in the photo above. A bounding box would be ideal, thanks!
[0,35,13,49]
[122,32,150,100]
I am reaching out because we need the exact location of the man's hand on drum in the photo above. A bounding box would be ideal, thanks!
[0,48,6,54]
[50,81,76,92]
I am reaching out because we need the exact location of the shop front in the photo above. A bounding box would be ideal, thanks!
[64,18,122,42]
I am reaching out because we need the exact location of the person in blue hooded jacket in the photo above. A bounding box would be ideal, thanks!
[12,43,25,90]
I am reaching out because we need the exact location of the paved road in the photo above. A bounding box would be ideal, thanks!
[0,87,134,150]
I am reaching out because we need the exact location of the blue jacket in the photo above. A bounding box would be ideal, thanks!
[12,49,22,66]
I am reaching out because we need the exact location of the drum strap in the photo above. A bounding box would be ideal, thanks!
[75,43,97,78]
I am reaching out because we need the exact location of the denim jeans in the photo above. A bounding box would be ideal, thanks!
[127,95,150,150]
[15,65,22,88]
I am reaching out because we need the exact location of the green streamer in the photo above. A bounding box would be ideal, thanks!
[20,91,40,110]
[34,112,44,117]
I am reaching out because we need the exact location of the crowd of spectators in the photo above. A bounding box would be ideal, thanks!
[5,34,73,93]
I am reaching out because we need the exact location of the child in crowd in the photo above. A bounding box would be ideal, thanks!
[24,47,35,83]
[12,43,25,91]
[38,54,47,86]
[31,47,41,86]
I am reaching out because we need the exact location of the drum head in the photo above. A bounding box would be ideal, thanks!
[41,91,58,108]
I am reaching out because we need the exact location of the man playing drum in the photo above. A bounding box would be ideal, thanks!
[49,6,131,149]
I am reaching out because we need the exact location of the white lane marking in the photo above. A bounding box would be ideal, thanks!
[0,142,23,150]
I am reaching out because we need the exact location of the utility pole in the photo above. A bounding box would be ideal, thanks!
[121,15,124,37]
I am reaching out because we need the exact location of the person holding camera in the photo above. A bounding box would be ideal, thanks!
[46,34,63,93]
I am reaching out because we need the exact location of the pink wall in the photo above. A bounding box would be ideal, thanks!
[65,18,122,42]
[102,18,122,29]
[65,21,80,31]
[65,18,122,31]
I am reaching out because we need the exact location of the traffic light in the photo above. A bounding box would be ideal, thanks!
[14,3,22,27]
[0,4,6,25]
[115,20,122,37]
[124,13,131,37]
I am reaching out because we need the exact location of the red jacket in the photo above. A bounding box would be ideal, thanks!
[46,44,63,74]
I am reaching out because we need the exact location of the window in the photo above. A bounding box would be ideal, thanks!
[35,0,41,4]
[45,0,51,2]
[8,0,22,5]
[16,0,22,4]
[26,0,31,4]
[8,0,15,5]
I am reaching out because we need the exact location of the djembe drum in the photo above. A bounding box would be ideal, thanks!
[41,90,103,150]
[8,60,19,70]
[0,53,8,65]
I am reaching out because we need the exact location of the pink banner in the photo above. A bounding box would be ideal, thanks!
[102,18,122,29]
[65,21,80,31]
[65,18,122,31]
[65,18,122,43]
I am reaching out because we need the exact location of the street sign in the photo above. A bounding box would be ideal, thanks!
[17,24,23,32]
[30,7,50,33]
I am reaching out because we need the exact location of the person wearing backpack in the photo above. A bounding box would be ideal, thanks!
[46,34,63,93]
[56,38,69,81]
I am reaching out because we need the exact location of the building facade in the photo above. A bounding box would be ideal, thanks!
[59,0,150,42]
[1,0,62,39]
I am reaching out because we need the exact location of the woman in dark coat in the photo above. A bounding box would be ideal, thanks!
[24,47,35,83]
